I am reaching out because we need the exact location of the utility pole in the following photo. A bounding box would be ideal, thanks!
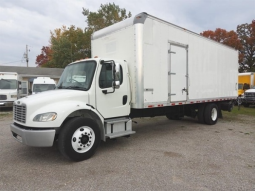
[23,45,29,67]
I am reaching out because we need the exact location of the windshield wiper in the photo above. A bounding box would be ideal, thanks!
[56,82,63,89]
[64,86,86,90]
[56,85,63,89]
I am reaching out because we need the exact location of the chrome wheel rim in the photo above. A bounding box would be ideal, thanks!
[211,108,217,121]
[71,126,95,153]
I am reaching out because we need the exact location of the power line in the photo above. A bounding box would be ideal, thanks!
[0,60,23,65]
[1,45,30,66]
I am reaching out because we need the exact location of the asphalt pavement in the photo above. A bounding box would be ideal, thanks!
[0,113,255,190]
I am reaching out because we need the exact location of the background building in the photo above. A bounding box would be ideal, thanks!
[0,66,64,91]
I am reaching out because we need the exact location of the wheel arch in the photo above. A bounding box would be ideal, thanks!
[59,109,105,141]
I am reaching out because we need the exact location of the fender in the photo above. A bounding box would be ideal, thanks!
[25,100,102,128]
[25,100,106,141]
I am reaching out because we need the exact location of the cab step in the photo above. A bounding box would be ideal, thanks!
[104,117,135,139]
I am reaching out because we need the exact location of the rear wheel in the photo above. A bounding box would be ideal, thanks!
[58,117,100,161]
[204,103,218,125]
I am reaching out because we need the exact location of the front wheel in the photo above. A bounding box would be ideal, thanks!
[58,117,100,161]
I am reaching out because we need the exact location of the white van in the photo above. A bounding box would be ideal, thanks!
[32,77,56,94]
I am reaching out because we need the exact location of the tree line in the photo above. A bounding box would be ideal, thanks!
[36,3,131,68]
[36,3,255,72]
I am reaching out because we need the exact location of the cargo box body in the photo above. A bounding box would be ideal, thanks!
[92,13,238,109]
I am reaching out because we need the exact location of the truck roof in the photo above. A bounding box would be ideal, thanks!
[92,12,236,51]
[33,77,55,84]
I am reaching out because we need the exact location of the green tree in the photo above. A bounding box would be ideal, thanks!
[237,20,255,72]
[81,3,132,59]
[36,3,131,68]
[47,25,91,68]
[82,3,132,31]
[38,25,90,68]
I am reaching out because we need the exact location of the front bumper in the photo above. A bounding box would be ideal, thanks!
[10,123,56,147]
[0,101,13,108]
[243,98,255,104]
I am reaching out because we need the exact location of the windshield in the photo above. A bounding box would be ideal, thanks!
[33,84,56,93]
[56,61,97,91]
[238,83,243,90]
[0,79,17,89]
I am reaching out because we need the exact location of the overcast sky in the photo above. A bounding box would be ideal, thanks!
[0,0,254,67]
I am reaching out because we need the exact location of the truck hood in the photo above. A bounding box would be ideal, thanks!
[16,89,89,106]
[13,89,92,127]
[245,89,255,93]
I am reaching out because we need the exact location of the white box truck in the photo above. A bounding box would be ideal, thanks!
[10,13,238,161]
[32,77,56,94]
[0,72,28,108]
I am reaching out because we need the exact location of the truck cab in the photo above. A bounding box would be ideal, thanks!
[238,83,250,96]
[10,58,133,161]
[243,86,255,107]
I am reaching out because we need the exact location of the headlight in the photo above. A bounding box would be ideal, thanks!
[11,95,17,98]
[33,112,57,122]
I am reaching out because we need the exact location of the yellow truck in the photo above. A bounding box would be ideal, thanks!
[238,72,255,96]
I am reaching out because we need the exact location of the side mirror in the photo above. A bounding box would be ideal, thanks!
[18,81,22,90]
[113,81,120,89]
[112,63,121,89]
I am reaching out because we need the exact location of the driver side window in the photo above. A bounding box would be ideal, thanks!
[99,63,123,89]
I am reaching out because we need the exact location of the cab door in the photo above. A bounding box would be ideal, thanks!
[95,61,130,119]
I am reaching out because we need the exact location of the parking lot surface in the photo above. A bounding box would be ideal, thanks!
[0,111,255,191]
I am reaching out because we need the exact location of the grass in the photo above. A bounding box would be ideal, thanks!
[0,108,13,119]
[222,105,255,122]
[223,105,255,116]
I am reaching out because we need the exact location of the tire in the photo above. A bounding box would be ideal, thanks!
[204,103,218,125]
[197,104,206,124]
[58,117,100,161]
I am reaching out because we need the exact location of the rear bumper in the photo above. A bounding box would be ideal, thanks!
[10,123,56,147]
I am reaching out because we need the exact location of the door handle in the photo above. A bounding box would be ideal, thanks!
[123,95,128,105]
[182,88,187,94]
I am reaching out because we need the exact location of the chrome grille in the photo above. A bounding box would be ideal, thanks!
[14,104,26,123]
[245,92,255,97]
[245,92,255,99]
[0,95,7,100]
